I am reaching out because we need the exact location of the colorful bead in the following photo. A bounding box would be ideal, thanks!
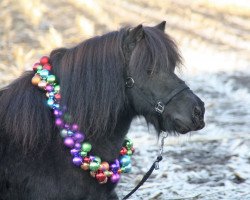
[120,155,131,166]
[89,161,100,171]
[60,129,68,138]
[81,163,89,170]
[99,177,108,184]
[31,75,41,85]
[70,149,80,156]
[55,118,63,127]
[40,69,49,78]
[80,151,87,157]
[120,147,127,155]
[38,80,47,89]
[54,109,62,117]
[67,130,74,136]
[81,142,92,152]
[73,132,85,143]
[43,64,52,71]
[45,85,54,92]
[72,157,82,166]
[100,162,109,171]
[64,137,75,148]
[96,172,106,182]
[54,85,60,93]
[83,157,91,163]
[47,75,56,83]
[72,124,79,131]
[40,56,49,65]
[32,63,41,71]
[54,93,61,100]
[110,174,120,183]
[74,143,81,150]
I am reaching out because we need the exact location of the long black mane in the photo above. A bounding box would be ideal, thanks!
[0,26,181,153]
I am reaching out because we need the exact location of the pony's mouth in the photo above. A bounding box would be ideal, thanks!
[173,119,191,134]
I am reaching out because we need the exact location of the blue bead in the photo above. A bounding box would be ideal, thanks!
[47,98,54,106]
[52,104,60,109]
[67,130,74,136]
[124,163,132,173]
[49,92,55,97]
[40,69,49,78]
[120,155,131,166]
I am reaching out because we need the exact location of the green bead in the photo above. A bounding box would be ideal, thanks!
[82,142,92,152]
[54,85,60,93]
[127,150,132,155]
[89,161,100,171]
[37,65,43,70]
[104,171,111,177]
[126,139,133,148]
[80,151,87,157]
[47,75,56,83]
[64,114,72,123]
[60,129,68,138]
[94,156,101,164]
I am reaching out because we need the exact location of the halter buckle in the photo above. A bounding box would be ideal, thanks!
[125,77,135,88]
[155,101,165,114]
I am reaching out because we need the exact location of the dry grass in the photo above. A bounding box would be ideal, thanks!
[0,0,249,86]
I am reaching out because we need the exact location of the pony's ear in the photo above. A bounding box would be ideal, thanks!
[154,21,166,31]
[125,24,144,48]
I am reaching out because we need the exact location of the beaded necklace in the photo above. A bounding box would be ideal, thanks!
[31,56,134,184]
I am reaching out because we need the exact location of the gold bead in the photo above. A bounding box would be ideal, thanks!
[81,163,89,171]
[31,75,41,86]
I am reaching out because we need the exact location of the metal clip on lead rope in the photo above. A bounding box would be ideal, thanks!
[122,132,167,200]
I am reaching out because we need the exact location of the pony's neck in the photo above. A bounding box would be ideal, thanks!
[89,107,135,162]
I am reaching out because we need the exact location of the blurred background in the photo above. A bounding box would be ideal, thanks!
[1,0,250,199]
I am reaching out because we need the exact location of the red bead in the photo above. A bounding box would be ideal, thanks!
[40,56,49,65]
[55,93,61,100]
[83,157,91,163]
[96,173,106,182]
[120,147,127,155]
[43,64,52,71]
[33,62,40,71]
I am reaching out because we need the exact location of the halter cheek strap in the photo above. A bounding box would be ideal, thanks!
[125,77,190,114]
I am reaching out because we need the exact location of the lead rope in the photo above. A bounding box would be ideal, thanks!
[122,132,168,200]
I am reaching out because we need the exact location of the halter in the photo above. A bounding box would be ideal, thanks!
[125,76,190,114]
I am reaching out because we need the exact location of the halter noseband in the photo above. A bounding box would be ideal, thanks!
[125,76,190,114]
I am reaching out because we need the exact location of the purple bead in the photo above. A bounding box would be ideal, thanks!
[64,137,75,148]
[54,109,62,117]
[55,118,64,127]
[72,157,82,166]
[111,163,119,172]
[110,174,120,183]
[45,85,53,92]
[74,143,81,150]
[64,123,70,129]
[73,132,85,143]
[72,124,79,131]
[89,155,95,161]
[70,148,80,156]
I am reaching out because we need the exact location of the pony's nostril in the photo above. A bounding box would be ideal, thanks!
[193,106,202,117]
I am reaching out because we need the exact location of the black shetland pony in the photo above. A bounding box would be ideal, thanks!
[0,22,205,200]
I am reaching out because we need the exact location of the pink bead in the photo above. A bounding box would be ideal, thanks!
[54,110,62,117]
[64,137,75,148]
[72,124,79,131]
[55,118,63,127]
